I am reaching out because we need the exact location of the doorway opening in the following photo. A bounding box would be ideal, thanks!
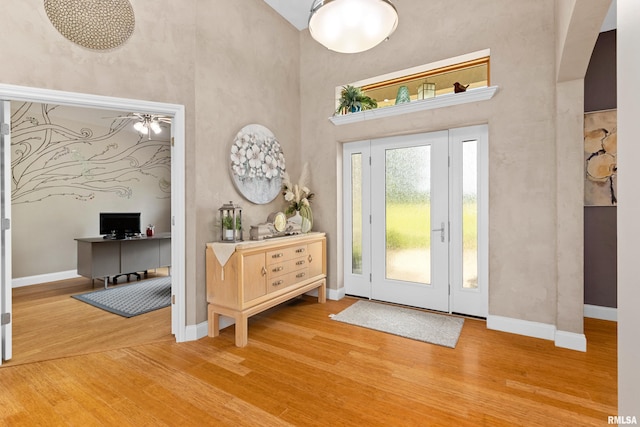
[0,84,186,365]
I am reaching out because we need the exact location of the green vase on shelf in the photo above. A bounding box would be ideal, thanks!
[395,85,410,104]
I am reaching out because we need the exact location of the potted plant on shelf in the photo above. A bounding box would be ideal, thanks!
[222,215,242,241]
[335,85,377,115]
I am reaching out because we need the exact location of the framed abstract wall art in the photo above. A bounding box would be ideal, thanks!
[584,109,617,206]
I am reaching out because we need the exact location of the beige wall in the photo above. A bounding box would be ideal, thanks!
[1,0,299,324]
[300,0,607,336]
[301,0,563,325]
[192,1,301,323]
[1,0,609,336]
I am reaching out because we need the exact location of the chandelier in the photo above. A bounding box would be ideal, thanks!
[133,114,163,136]
[308,0,399,54]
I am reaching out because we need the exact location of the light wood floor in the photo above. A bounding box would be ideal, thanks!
[1,280,617,426]
[7,270,173,366]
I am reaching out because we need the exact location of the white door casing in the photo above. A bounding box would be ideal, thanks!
[1,100,13,363]
[343,126,488,317]
[0,84,187,351]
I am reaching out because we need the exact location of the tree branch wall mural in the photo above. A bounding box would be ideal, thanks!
[10,101,172,279]
[11,102,171,205]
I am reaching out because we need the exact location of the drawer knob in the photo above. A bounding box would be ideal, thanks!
[261,266,267,276]
[296,260,305,266]
[308,254,313,263]
[296,272,306,279]
[272,280,284,287]
[272,266,284,272]
[295,248,306,253]
[272,253,284,258]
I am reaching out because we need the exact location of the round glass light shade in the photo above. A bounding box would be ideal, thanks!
[309,0,398,54]
[150,121,162,134]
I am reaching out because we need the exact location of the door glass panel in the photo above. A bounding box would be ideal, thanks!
[351,153,363,274]
[385,146,431,284]
[462,140,478,289]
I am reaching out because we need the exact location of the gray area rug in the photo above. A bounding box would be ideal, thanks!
[72,276,171,318]
[330,300,464,348]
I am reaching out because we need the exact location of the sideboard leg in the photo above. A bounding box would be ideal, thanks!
[317,279,326,303]
[235,314,249,347]
[208,306,220,337]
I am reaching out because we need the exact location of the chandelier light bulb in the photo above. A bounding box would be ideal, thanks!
[150,121,162,134]
[133,121,144,132]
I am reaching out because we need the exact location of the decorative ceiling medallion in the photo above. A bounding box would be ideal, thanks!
[44,0,135,50]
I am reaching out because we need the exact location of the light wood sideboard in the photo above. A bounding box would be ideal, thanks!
[205,232,326,347]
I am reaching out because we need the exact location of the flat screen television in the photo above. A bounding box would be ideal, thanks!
[99,212,141,239]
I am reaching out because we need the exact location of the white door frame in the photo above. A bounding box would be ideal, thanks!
[0,84,187,352]
[1,100,12,364]
[343,125,488,318]
[449,125,488,318]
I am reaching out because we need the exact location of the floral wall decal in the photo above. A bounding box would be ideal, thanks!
[229,124,286,204]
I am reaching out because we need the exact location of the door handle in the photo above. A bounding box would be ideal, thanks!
[431,222,445,243]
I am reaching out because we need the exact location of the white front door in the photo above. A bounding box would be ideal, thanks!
[1,100,12,364]
[343,126,488,317]
[344,131,450,312]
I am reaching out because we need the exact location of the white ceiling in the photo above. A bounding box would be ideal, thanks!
[263,0,311,31]
[263,0,617,33]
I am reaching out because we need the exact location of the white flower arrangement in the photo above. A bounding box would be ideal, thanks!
[282,162,315,215]
[230,129,286,180]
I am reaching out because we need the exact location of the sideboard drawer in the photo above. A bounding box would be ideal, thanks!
[266,244,307,264]
[268,268,310,293]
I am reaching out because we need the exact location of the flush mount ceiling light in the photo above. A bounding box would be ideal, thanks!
[308,0,398,54]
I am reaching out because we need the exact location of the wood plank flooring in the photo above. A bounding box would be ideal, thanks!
[1,281,617,426]
[7,270,173,366]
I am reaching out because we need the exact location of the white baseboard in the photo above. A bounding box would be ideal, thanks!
[328,286,346,301]
[584,304,617,321]
[487,315,586,352]
[185,320,212,341]
[487,315,556,341]
[186,317,235,341]
[12,270,81,288]
[555,330,587,352]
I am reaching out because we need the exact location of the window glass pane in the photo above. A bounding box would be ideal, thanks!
[385,146,431,284]
[362,61,489,110]
[462,140,478,289]
[351,153,362,274]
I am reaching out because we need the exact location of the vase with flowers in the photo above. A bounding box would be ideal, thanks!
[282,163,315,233]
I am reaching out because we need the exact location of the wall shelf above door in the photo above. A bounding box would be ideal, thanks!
[329,86,499,126]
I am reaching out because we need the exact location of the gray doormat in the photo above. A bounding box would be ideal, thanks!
[72,276,171,318]
[330,300,464,348]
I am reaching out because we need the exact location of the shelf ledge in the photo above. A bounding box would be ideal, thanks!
[329,86,499,126]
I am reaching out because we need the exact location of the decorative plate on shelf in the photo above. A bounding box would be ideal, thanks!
[269,211,287,232]
[229,124,286,204]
